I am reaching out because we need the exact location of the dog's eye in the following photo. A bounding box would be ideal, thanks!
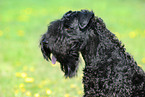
[65,27,73,31]
[65,28,71,30]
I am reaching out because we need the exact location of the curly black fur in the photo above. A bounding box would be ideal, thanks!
[40,10,145,97]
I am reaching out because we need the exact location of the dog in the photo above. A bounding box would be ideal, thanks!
[40,10,145,97]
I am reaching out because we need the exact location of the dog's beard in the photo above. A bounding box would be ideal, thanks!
[51,54,79,78]
[60,59,79,78]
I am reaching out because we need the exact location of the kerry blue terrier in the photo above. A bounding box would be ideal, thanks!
[40,10,145,97]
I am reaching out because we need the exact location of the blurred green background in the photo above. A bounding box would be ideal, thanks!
[0,0,145,97]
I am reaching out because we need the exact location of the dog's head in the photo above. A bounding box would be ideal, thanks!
[40,10,96,78]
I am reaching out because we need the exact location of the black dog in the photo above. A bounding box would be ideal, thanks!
[40,10,145,97]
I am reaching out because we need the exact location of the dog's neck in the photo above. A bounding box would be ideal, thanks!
[80,35,100,66]
[80,19,125,67]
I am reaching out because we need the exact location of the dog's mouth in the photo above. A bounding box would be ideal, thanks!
[51,54,57,64]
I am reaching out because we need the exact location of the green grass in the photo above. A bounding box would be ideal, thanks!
[0,0,145,97]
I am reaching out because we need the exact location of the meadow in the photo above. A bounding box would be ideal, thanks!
[0,0,145,97]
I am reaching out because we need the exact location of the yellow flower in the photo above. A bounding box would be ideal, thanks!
[16,61,21,66]
[81,74,83,77]
[38,80,47,88]
[23,8,32,15]
[15,72,21,77]
[25,91,31,96]
[64,94,70,97]
[20,88,26,92]
[0,30,3,37]
[50,62,58,67]
[70,84,76,88]
[14,89,19,95]
[41,80,47,85]
[19,83,24,88]
[138,64,143,68]
[114,32,120,39]
[38,84,43,88]
[129,32,136,38]
[141,57,145,63]
[23,66,28,71]
[25,77,34,83]
[29,67,35,72]
[18,15,29,22]
[34,93,40,97]
[21,72,27,78]
[77,90,83,95]
[58,7,70,13]
[46,89,52,95]
[82,84,84,88]
[17,30,25,36]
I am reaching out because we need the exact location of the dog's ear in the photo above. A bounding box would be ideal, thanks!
[63,10,73,18]
[40,34,51,61]
[78,10,94,29]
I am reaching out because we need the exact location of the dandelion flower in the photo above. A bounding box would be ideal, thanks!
[34,93,40,97]
[64,93,70,97]
[77,90,82,95]
[21,72,27,78]
[30,67,35,72]
[129,32,136,38]
[24,8,32,15]
[25,77,34,83]
[51,61,60,67]
[42,80,47,84]
[141,57,145,63]
[14,89,19,95]
[15,72,21,77]
[25,91,31,96]
[17,30,25,37]
[23,66,28,71]
[46,89,52,95]
[20,88,26,92]
[114,32,120,38]
[38,84,43,88]
[0,30,3,37]
[82,84,84,88]
[19,83,24,88]
[70,84,76,88]
[16,61,21,66]
[18,15,29,22]
[81,74,83,77]
[138,64,143,68]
